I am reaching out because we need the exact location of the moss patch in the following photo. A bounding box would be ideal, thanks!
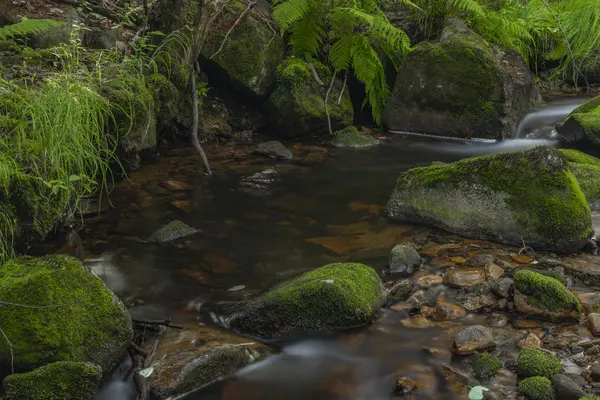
[560,149,600,167]
[516,348,562,377]
[559,96,600,145]
[231,263,383,339]
[332,126,379,148]
[386,146,593,253]
[3,361,101,400]
[0,255,133,373]
[518,376,555,400]
[514,270,582,314]
[473,352,501,380]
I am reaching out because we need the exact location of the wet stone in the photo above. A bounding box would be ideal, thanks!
[588,314,600,336]
[579,292,600,315]
[519,333,542,349]
[444,267,486,288]
[389,244,421,276]
[485,313,509,328]
[432,301,466,321]
[551,374,587,400]
[490,277,513,299]
[416,274,443,288]
[591,364,600,381]
[469,253,496,267]
[384,278,413,301]
[456,283,497,312]
[394,376,417,395]
[147,220,200,243]
[162,180,194,191]
[453,325,495,355]
[255,141,293,160]
[485,263,504,280]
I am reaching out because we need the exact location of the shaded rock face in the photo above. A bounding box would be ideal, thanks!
[145,324,269,399]
[2,361,101,400]
[383,19,538,140]
[265,58,353,138]
[147,220,200,243]
[557,97,600,146]
[0,255,133,374]
[385,146,593,254]
[229,263,384,339]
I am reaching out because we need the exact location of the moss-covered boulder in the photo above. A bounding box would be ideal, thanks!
[147,220,200,243]
[145,324,270,399]
[559,149,600,210]
[332,126,379,148]
[518,376,556,400]
[265,58,354,138]
[514,270,582,320]
[557,97,600,146]
[230,263,384,339]
[473,352,501,380]
[383,19,538,140]
[0,255,133,374]
[2,361,101,400]
[385,146,593,254]
[200,0,285,99]
[517,348,562,378]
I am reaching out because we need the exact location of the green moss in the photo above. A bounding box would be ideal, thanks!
[516,348,562,377]
[332,126,379,148]
[518,376,555,400]
[579,397,600,400]
[3,361,101,400]
[569,163,600,208]
[563,97,600,145]
[560,149,600,167]
[514,270,582,313]
[232,263,383,338]
[473,353,501,380]
[395,146,593,244]
[0,255,133,373]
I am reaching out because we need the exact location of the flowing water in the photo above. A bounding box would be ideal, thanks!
[36,101,598,400]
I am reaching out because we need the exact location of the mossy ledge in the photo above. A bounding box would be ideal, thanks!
[229,262,384,339]
[0,255,133,374]
[514,270,582,313]
[386,146,593,254]
[3,361,101,400]
[560,149,600,210]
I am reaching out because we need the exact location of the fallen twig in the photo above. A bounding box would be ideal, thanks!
[132,318,183,330]
[518,237,535,256]
[129,342,149,358]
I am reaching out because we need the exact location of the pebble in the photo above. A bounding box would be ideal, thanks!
[417,274,443,288]
[432,301,466,321]
[519,333,542,349]
[443,267,486,288]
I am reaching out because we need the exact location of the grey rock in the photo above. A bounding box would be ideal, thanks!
[385,279,414,301]
[551,374,586,400]
[453,325,496,355]
[456,283,497,312]
[591,364,600,381]
[469,253,496,267]
[255,141,293,160]
[491,277,514,299]
[406,290,425,310]
[388,244,421,276]
[147,220,200,243]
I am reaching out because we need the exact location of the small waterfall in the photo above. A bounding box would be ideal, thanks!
[515,100,586,139]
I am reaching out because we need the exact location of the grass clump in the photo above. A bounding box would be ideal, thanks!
[517,348,562,378]
[518,376,555,400]
[514,270,582,314]
[473,352,501,380]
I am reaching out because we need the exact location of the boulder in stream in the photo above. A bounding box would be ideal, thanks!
[331,126,379,148]
[144,324,270,399]
[551,374,587,400]
[516,348,562,378]
[255,141,293,160]
[453,325,495,355]
[229,262,384,339]
[560,149,600,210]
[518,376,555,400]
[0,255,133,374]
[385,146,593,254]
[388,244,421,276]
[513,270,582,321]
[383,19,538,140]
[557,97,600,146]
[147,220,200,243]
[2,361,102,400]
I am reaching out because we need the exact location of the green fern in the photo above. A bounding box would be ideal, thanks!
[0,18,65,41]
[272,0,411,126]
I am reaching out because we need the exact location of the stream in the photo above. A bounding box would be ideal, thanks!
[36,99,597,399]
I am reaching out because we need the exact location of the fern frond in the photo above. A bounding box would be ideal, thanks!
[290,9,325,57]
[329,35,354,71]
[0,18,64,41]
[272,0,314,33]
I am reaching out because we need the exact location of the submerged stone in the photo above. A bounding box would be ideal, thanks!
[255,141,293,160]
[0,255,132,373]
[385,146,593,254]
[147,220,200,243]
[229,262,384,339]
[383,19,538,140]
[145,324,269,399]
[265,58,353,138]
[331,126,379,148]
[453,325,495,355]
[2,361,101,400]
[513,270,581,321]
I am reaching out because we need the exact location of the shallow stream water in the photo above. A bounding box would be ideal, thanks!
[34,101,600,400]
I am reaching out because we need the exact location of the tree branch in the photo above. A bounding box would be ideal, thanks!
[338,70,348,105]
[310,63,325,86]
[190,62,212,176]
[325,73,336,136]
[210,0,258,60]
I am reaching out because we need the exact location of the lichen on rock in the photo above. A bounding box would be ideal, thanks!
[2,361,101,400]
[229,262,384,339]
[386,146,593,254]
[0,255,133,374]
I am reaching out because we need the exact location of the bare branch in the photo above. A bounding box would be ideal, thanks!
[0,326,14,374]
[338,70,348,106]
[325,73,336,136]
[190,63,212,176]
[309,63,325,86]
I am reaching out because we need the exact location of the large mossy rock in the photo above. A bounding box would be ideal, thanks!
[229,262,384,339]
[560,149,600,210]
[557,97,600,146]
[265,58,354,138]
[385,146,593,254]
[0,255,133,374]
[201,0,285,99]
[514,270,582,320]
[383,19,538,140]
[145,324,270,399]
[2,361,101,400]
